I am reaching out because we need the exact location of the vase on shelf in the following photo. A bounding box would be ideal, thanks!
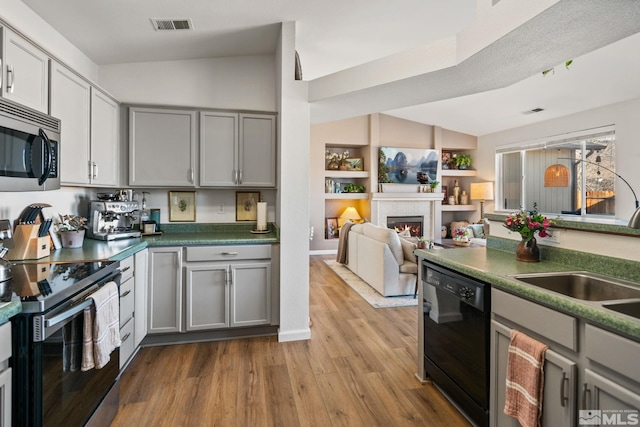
[327,161,340,170]
[339,162,349,171]
[516,237,540,262]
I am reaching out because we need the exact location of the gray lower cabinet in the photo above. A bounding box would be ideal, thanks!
[0,322,11,427]
[148,247,183,333]
[490,319,576,427]
[134,249,148,347]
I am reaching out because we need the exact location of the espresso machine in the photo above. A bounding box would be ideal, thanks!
[87,200,142,240]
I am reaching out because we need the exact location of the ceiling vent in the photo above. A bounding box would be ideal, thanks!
[150,18,193,31]
[522,108,545,115]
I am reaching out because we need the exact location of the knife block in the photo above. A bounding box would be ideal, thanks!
[7,224,50,260]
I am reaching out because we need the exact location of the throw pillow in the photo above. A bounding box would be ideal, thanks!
[400,237,417,261]
[468,224,486,239]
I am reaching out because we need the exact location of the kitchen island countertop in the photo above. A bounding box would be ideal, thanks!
[415,245,640,341]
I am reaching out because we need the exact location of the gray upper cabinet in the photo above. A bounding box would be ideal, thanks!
[200,112,276,187]
[1,26,49,113]
[129,107,197,187]
[51,62,119,186]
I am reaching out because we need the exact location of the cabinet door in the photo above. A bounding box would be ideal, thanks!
[129,107,196,186]
[230,261,271,327]
[200,111,238,186]
[239,114,276,187]
[148,247,182,333]
[90,88,119,186]
[1,27,49,113]
[50,61,91,185]
[583,369,640,414]
[134,249,148,347]
[185,264,228,331]
[0,367,10,427]
[490,320,577,427]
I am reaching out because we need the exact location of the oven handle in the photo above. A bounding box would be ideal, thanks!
[44,298,93,329]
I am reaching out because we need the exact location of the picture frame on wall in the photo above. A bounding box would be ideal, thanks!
[345,158,363,171]
[168,191,196,222]
[442,151,452,169]
[442,185,449,204]
[236,191,260,221]
[326,217,339,239]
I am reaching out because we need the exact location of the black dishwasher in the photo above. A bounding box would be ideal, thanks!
[422,260,490,427]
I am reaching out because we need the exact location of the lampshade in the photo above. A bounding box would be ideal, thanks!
[340,206,361,221]
[470,182,494,201]
[544,164,570,187]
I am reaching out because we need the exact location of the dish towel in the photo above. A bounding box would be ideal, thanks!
[336,221,354,264]
[82,281,121,371]
[504,330,549,427]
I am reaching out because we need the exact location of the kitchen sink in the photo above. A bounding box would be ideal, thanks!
[511,272,640,301]
[603,301,640,319]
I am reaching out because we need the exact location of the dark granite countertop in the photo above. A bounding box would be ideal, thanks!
[415,244,640,341]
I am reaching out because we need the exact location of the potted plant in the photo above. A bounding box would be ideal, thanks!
[455,154,472,170]
[453,226,471,246]
[429,180,439,192]
[503,205,554,262]
[416,236,428,249]
[56,214,88,248]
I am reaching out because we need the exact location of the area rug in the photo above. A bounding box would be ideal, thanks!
[324,260,418,308]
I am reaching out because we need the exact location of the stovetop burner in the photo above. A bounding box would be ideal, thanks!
[11,260,119,313]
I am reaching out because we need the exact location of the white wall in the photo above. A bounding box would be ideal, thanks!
[99,56,276,111]
[0,187,96,224]
[0,0,99,82]
[477,96,640,222]
[276,22,311,342]
[478,97,640,260]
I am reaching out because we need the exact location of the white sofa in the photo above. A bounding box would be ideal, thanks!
[345,222,418,297]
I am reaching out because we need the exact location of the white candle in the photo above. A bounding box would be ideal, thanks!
[257,202,267,231]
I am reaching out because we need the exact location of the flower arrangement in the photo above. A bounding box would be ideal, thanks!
[55,214,88,232]
[453,226,470,242]
[503,206,553,242]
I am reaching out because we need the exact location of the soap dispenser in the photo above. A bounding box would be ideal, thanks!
[140,192,150,226]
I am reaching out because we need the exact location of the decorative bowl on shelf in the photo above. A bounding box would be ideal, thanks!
[453,239,471,247]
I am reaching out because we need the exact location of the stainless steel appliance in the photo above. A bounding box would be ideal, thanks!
[422,261,490,427]
[11,261,122,427]
[87,200,142,241]
[0,97,60,191]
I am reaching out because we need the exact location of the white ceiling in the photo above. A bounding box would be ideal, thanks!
[20,0,640,136]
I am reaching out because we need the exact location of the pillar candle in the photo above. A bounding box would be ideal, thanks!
[257,202,267,231]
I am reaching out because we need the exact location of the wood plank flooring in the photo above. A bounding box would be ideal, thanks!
[111,255,470,426]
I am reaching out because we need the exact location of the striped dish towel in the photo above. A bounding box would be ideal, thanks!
[504,330,548,427]
[81,281,121,371]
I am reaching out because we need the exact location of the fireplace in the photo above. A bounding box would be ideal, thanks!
[387,216,424,237]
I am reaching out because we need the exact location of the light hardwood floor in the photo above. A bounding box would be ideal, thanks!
[111,255,470,426]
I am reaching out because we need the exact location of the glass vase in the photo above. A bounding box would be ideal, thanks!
[516,237,540,262]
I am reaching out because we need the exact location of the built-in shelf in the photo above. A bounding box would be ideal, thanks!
[324,193,369,200]
[324,170,369,179]
[441,204,478,212]
[441,169,478,177]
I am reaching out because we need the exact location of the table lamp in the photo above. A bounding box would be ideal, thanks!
[470,182,494,219]
[340,206,362,223]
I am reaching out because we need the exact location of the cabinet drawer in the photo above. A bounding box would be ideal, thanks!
[120,256,135,282]
[0,322,11,362]
[492,289,577,351]
[186,245,271,262]
[119,317,135,369]
[585,324,640,384]
[119,278,135,327]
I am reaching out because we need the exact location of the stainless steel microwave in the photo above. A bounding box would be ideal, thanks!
[0,97,60,191]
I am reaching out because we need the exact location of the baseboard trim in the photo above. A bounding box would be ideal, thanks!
[278,327,311,342]
[310,249,337,255]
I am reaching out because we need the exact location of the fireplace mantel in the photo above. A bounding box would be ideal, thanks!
[370,192,443,241]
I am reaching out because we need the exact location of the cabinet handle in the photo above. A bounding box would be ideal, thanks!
[121,266,131,273]
[7,65,14,93]
[581,383,590,410]
[221,252,239,256]
[560,371,568,407]
[122,332,131,342]
[188,168,194,183]
[93,162,98,179]
[225,266,230,285]
[238,169,243,184]
[121,316,133,328]
[233,169,238,184]
[120,290,131,298]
